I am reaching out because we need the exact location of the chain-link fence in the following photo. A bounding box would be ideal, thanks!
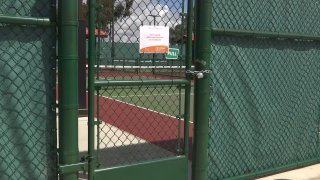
[92,0,189,169]
[212,0,320,35]
[89,0,187,81]
[96,85,185,167]
[0,0,57,179]
[209,0,320,179]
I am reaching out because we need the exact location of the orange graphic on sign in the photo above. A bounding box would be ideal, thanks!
[140,45,169,53]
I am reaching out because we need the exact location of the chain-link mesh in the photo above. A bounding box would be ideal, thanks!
[96,85,185,167]
[0,0,53,17]
[92,0,188,168]
[0,0,57,179]
[212,0,320,35]
[93,0,186,80]
[209,1,320,179]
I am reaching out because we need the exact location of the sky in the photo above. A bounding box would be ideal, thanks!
[113,0,184,42]
[83,0,186,43]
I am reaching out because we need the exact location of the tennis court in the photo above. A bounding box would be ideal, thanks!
[89,64,194,168]
[92,64,194,120]
[99,85,194,120]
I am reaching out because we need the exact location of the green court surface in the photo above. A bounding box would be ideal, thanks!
[98,86,194,122]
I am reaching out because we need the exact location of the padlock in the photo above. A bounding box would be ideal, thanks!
[197,72,204,79]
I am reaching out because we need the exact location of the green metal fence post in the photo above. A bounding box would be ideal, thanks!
[88,0,96,179]
[184,0,194,173]
[192,0,212,179]
[96,1,102,168]
[58,0,79,179]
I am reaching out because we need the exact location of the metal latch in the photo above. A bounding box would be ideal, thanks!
[186,70,211,79]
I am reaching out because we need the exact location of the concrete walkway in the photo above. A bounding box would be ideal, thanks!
[77,117,320,180]
[257,164,320,180]
[78,117,174,168]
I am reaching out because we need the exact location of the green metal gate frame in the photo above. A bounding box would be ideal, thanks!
[86,0,195,179]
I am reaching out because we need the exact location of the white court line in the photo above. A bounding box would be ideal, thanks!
[109,93,194,98]
[99,94,194,124]
[86,65,187,69]
[86,64,195,69]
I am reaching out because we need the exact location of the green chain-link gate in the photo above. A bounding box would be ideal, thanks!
[0,0,57,179]
[86,0,194,179]
[208,0,320,179]
[3,0,320,179]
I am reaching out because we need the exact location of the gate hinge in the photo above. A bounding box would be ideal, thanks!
[186,70,211,79]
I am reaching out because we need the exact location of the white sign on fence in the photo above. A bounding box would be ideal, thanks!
[139,25,169,53]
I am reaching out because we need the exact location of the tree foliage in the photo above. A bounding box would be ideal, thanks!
[169,15,195,45]
[170,17,188,44]
[80,0,134,31]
